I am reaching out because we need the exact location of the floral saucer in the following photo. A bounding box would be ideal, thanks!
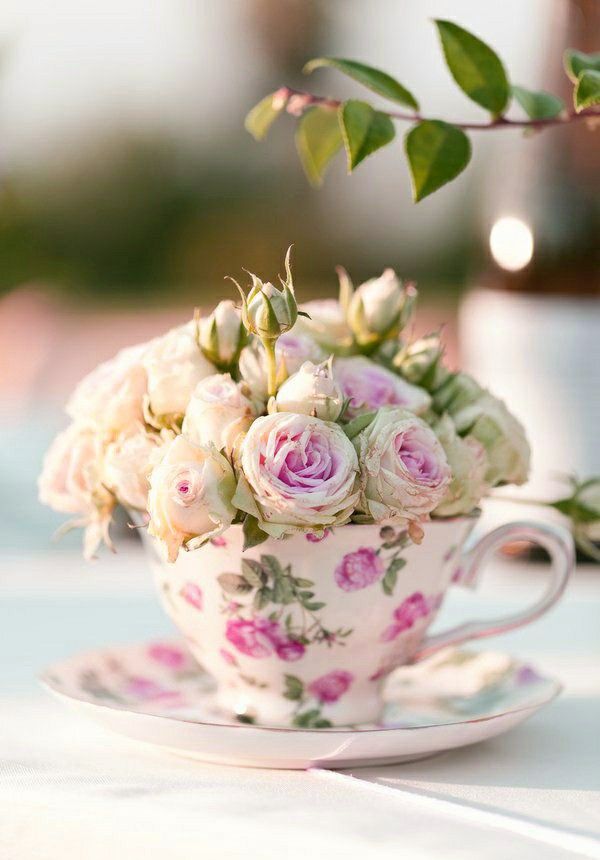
[40,640,560,770]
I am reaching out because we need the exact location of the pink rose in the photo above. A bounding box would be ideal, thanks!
[308,670,354,703]
[219,648,237,666]
[147,643,187,669]
[334,547,384,591]
[381,591,431,642]
[126,676,181,703]
[306,529,330,543]
[334,356,430,420]
[180,582,203,610]
[225,616,280,659]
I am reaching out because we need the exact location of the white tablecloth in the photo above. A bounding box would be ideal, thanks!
[2,544,600,859]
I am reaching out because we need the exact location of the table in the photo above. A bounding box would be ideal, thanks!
[2,543,599,859]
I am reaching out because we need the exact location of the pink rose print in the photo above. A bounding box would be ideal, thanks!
[306,529,330,543]
[210,535,227,547]
[225,617,279,659]
[126,676,182,704]
[180,582,203,610]
[334,547,385,591]
[381,591,431,642]
[308,670,354,703]
[516,665,543,686]
[219,648,237,666]
[147,642,187,669]
[226,616,306,661]
[274,638,305,662]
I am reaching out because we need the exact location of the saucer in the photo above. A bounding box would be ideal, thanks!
[40,640,560,770]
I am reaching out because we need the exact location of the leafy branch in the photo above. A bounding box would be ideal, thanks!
[245,20,600,202]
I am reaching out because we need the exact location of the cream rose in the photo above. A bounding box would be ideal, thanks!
[296,299,352,353]
[103,426,164,510]
[450,392,531,486]
[273,360,343,422]
[347,269,416,345]
[234,412,360,537]
[334,356,431,420]
[143,321,215,420]
[38,422,115,558]
[432,415,489,517]
[238,330,325,401]
[147,435,236,562]
[182,373,255,455]
[354,407,451,524]
[66,344,147,435]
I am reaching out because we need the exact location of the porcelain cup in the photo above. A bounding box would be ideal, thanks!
[145,514,573,727]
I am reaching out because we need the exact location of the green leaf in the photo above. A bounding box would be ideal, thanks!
[304,57,419,110]
[303,601,326,612]
[511,85,563,120]
[564,49,600,84]
[382,568,397,596]
[405,120,471,202]
[294,577,314,588]
[241,559,264,587]
[295,106,343,186]
[339,100,395,171]
[574,69,600,113]
[217,573,252,595]
[283,674,304,701]
[260,554,284,579]
[343,410,377,440]
[245,91,286,141]
[435,20,510,115]
[242,516,269,551]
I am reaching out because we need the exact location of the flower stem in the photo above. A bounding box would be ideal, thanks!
[279,86,600,131]
[263,337,278,398]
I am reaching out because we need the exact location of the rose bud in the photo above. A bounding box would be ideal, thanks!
[239,331,325,402]
[198,300,247,369]
[393,332,450,391]
[432,372,483,415]
[273,359,344,422]
[236,247,298,341]
[147,435,236,562]
[347,269,417,348]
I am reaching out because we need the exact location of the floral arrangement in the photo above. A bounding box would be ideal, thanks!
[39,249,530,561]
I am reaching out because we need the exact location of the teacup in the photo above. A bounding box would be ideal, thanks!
[145,513,573,727]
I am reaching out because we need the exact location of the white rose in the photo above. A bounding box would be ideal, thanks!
[347,269,417,345]
[354,407,451,524]
[147,435,236,562]
[334,356,431,420]
[234,412,360,537]
[451,392,530,486]
[66,344,147,435]
[38,422,115,558]
[199,300,246,368]
[296,299,352,352]
[273,359,344,421]
[432,415,489,517]
[143,321,215,420]
[104,426,165,510]
[182,373,255,455]
[239,330,325,401]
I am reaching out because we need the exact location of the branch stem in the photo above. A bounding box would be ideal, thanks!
[263,337,278,398]
[279,86,600,131]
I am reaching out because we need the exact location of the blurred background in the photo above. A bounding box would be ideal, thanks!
[0,0,598,560]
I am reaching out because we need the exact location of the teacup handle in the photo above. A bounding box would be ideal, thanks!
[413,520,574,662]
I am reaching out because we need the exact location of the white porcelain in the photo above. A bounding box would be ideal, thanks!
[40,639,561,770]
[142,515,573,727]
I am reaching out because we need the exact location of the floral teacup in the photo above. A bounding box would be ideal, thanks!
[146,514,573,727]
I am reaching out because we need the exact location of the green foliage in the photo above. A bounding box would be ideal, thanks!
[563,49,600,84]
[245,20,598,203]
[242,515,269,551]
[295,106,343,186]
[304,57,419,110]
[339,100,395,171]
[405,121,471,202]
[511,85,563,120]
[574,69,600,112]
[245,92,285,140]
[435,20,510,115]
[283,675,304,701]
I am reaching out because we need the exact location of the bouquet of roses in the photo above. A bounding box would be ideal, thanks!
[39,249,530,561]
